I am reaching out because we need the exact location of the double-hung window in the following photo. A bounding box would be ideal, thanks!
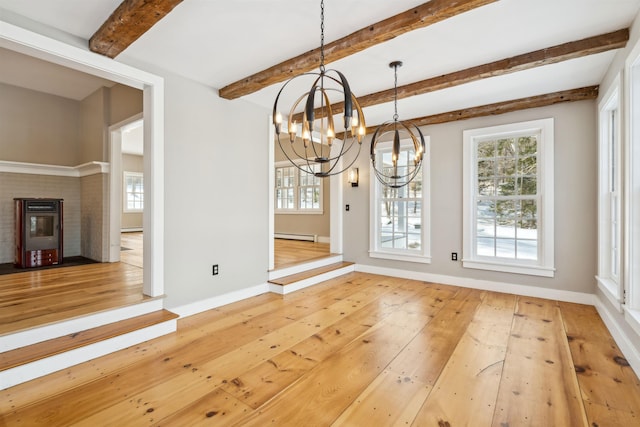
[123,171,144,212]
[370,137,431,263]
[275,162,322,213]
[597,78,622,308]
[463,118,554,277]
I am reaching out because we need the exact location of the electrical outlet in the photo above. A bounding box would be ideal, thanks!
[451,252,458,261]
[212,264,219,275]
[346,204,350,211]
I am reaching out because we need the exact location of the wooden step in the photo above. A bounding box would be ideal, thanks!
[268,262,355,295]
[0,309,178,372]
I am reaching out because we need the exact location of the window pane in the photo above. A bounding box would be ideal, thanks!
[496,177,516,196]
[518,136,537,155]
[477,217,495,237]
[517,177,537,195]
[497,157,516,175]
[477,237,495,256]
[496,238,516,258]
[477,159,494,177]
[517,240,537,260]
[496,217,515,238]
[408,233,421,249]
[478,178,494,196]
[477,141,495,158]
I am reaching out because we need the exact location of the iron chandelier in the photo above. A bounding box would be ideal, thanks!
[272,0,366,177]
[370,61,425,188]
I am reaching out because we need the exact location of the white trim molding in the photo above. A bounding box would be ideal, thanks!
[355,263,594,305]
[171,284,269,318]
[0,160,109,177]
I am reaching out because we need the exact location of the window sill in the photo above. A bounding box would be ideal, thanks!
[462,259,554,277]
[369,251,431,264]
[275,210,323,215]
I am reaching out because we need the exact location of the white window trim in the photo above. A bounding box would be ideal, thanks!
[462,118,555,277]
[274,160,324,214]
[369,137,431,264]
[123,171,144,213]
[597,73,623,311]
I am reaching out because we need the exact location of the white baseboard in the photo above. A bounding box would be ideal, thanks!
[121,228,143,233]
[317,236,330,244]
[275,233,316,242]
[594,297,640,377]
[355,264,595,305]
[170,283,269,318]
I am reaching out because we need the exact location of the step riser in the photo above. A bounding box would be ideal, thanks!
[0,298,164,353]
[269,265,355,295]
[0,319,177,390]
[269,255,343,281]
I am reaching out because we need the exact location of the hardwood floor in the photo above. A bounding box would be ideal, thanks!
[120,231,143,268]
[274,238,331,269]
[2,273,639,426]
[0,233,146,336]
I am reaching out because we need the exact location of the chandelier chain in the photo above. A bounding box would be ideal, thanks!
[393,64,399,121]
[320,0,326,72]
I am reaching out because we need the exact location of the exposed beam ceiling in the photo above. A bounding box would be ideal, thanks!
[346,86,599,137]
[89,0,183,58]
[294,29,628,122]
[218,0,499,100]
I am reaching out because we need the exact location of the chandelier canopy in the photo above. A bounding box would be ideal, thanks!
[272,0,366,177]
[370,61,426,188]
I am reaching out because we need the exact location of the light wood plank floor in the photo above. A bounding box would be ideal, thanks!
[274,238,331,269]
[2,273,639,426]
[120,231,143,268]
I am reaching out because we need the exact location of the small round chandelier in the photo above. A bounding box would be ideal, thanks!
[370,61,425,188]
[272,0,366,177]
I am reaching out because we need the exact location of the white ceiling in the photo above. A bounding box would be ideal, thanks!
[1,0,639,125]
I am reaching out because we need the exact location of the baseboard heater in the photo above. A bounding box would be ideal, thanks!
[275,233,317,242]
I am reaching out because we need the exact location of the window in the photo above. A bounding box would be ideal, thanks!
[275,162,322,213]
[463,119,554,277]
[123,171,144,212]
[370,137,431,263]
[597,78,622,308]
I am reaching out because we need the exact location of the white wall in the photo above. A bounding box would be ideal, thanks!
[344,100,598,296]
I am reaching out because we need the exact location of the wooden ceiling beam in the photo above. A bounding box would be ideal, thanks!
[297,29,627,122]
[218,0,498,100]
[336,86,598,139]
[89,0,183,58]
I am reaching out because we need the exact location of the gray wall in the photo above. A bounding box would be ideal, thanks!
[344,100,598,295]
[156,70,269,308]
[0,82,80,166]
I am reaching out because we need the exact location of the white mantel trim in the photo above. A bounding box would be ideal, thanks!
[0,160,109,177]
